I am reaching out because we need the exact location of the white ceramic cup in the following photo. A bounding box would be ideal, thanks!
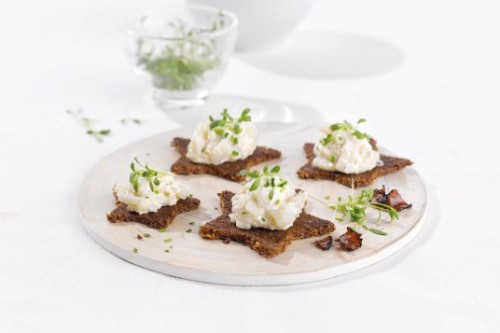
[186,0,318,51]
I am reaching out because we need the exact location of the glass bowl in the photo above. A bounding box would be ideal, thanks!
[123,5,238,109]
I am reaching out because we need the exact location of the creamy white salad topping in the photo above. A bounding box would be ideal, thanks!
[187,108,257,165]
[115,159,190,215]
[229,166,306,231]
[312,119,380,174]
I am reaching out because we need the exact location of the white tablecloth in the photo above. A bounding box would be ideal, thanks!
[1,0,499,332]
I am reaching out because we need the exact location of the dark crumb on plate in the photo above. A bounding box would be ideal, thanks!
[373,186,412,212]
[338,227,363,252]
[137,234,143,240]
[315,236,333,251]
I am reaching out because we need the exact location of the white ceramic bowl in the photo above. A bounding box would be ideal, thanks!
[187,0,317,51]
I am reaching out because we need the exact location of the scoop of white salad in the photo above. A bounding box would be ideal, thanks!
[115,158,190,215]
[187,108,257,165]
[312,119,380,174]
[229,165,306,231]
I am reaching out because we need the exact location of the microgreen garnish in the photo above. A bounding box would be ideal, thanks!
[164,237,173,243]
[136,12,225,91]
[186,228,192,233]
[240,165,288,202]
[189,222,195,225]
[143,233,151,238]
[329,119,371,141]
[67,109,112,143]
[207,108,252,144]
[129,158,168,194]
[324,189,399,235]
[320,134,334,146]
[158,228,167,233]
[133,248,139,253]
[120,118,142,125]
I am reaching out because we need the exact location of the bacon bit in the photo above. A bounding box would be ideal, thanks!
[137,234,143,240]
[315,236,333,251]
[373,186,387,203]
[373,186,412,212]
[338,227,363,252]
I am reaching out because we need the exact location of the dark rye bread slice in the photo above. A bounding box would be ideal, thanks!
[199,191,335,258]
[170,137,281,182]
[107,196,200,229]
[297,143,413,188]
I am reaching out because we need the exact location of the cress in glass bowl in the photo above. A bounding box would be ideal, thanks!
[124,5,238,109]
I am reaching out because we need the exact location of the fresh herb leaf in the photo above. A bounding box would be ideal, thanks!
[67,109,111,143]
[320,134,334,146]
[268,188,275,200]
[208,108,252,139]
[270,165,280,174]
[128,158,169,194]
[249,177,261,191]
[238,108,252,122]
[325,119,371,143]
[324,189,399,236]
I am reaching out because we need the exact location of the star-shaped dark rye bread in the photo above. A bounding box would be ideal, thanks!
[170,137,281,182]
[107,194,200,229]
[199,191,335,258]
[297,143,413,188]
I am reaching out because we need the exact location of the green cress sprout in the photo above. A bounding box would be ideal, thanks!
[129,158,169,194]
[66,109,111,143]
[320,118,372,147]
[240,165,288,202]
[326,189,399,236]
[209,108,251,133]
[137,12,225,91]
[207,108,252,155]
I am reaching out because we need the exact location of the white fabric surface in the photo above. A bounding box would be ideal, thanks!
[1,0,499,332]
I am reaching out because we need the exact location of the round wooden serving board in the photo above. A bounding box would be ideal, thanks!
[78,122,427,286]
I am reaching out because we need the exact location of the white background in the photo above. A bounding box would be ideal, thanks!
[1,0,499,332]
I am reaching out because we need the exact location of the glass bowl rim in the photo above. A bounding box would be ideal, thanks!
[123,4,239,41]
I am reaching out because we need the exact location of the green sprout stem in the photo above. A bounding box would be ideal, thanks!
[67,109,111,143]
[312,189,399,236]
[129,158,169,194]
